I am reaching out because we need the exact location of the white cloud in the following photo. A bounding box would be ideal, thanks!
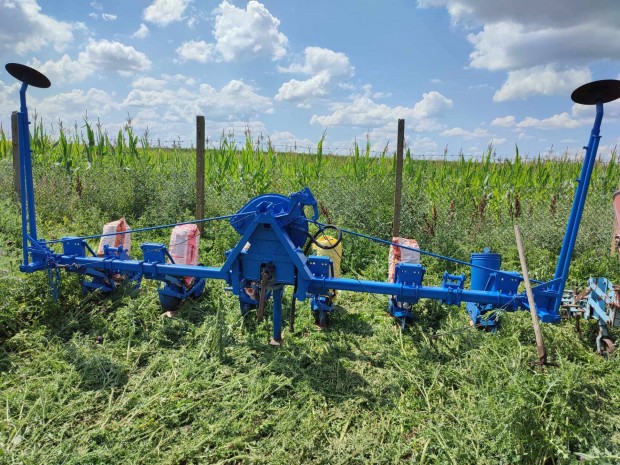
[491,115,515,127]
[0,0,74,55]
[176,40,215,63]
[441,127,490,139]
[310,90,452,130]
[31,88,119,124]
[79,39,152,75]
[132,23,149,39]
[131,74,196,90]
[412,91,453,117]
[420,1,620,70]
[466,22,620,72]
[420,1,620,105]
[101,13,117,21]
[143,0,191,26]
[410,136,439,154]
[275,72,331,102]
[276,47,354,103]
[268,131,316,152]
[123,79,272,121]
[131,76,167,90]
[279,47,353,77]
[516,112,582,130]
[170,1,287,63]
[493,66,591,102]
[21,40,153,86]
[0,79,21,114]
[213,1,287,61]
[28,55,92,84]
[572,99,620,120]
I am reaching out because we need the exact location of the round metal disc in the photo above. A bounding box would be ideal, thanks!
[230,193,309,248]
[571,79,620,105]
[5,63,51,88]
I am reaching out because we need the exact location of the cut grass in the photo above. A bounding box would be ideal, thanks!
[0,142,618,463]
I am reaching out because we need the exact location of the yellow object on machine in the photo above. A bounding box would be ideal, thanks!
[312,235,342,303]
[312,235,342,277]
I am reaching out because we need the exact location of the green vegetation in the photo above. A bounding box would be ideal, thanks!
[0,123,619,464]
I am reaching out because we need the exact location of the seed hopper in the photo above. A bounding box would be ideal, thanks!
[6,62,620,348]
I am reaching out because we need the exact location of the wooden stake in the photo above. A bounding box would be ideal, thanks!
[392,119,405,239]
[514,224,547,368]
[196,115,205,234]
[11,111,20,199]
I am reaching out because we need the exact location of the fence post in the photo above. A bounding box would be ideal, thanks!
[392,119,405,239]
[11,111,20,199]
[196,115,205,234]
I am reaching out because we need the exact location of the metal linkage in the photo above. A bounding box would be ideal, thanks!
[7,62,620,346]
[564,278,619,356]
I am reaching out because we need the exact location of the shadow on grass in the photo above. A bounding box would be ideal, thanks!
[65,344,129,391]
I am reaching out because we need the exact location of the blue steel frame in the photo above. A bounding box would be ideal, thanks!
[11,73,613,343]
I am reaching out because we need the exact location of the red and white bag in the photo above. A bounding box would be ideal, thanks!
[97,218,131,256]
[388,237,420,283]
[169,224,200,266]
[169,224,200,287]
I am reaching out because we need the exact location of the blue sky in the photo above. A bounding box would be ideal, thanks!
[1,0,620,158]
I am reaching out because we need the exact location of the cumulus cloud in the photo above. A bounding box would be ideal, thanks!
[79,39,152,75]
[213,1,287,61]
[0,79,21,113]
[123,79,272,120]
[441,127,490,139]
[279,47,353,76]
[276,47,354,103]
[268,131,316,152]
[143,0,191,26]
[419,1,620,99]
[20,40,151,85]
[101,13,117,21]
[516,112,582,130]
[0,0,74,55]
[175,40,215,63]
[131,76,168,90]
[410,136,439,154]
[31,88,119,124]
[167,1,287,63]
[491,115,515,127]
[28,55,92,84]
[493,65,591,102]
[467,22,620,72]
[311,90,453,131]
[131,74,196,90]
[276,72,331,102]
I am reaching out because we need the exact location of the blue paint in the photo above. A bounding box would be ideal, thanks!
[10,64,619,344]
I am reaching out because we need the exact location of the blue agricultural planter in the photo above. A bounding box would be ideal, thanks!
[6,62,620,348]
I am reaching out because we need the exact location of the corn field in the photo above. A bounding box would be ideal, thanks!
[1,118,619,202]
